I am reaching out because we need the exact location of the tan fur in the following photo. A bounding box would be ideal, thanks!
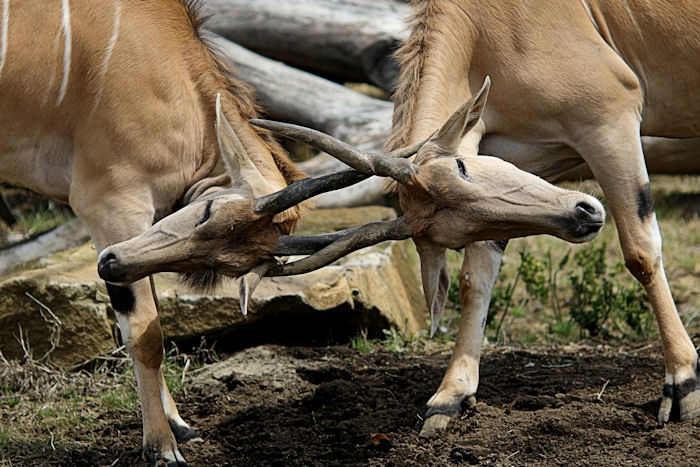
[0,1,306,462]
[391,0,700,433]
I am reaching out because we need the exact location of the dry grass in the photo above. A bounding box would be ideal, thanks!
[0,333,217,464]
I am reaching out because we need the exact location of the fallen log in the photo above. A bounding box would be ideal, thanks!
[0,217,90,277]
[201,0,410,92]
[211,35,394,206]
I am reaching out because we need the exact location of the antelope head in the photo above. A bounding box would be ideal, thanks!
[97,94,293,292]
[252,77,605,335]
[97,96,422,313]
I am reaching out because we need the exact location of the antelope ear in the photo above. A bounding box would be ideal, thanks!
[428,76,490,155]
[216,93,274,199]
[414,236,450,337]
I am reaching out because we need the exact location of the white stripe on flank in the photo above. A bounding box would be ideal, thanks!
[91,0,121,116]
[57,0,72,105]
[0,0,9,76]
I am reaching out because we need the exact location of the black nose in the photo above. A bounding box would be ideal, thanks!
[98,252,123,282]
[572,201,604,238]
[575,201,603,222]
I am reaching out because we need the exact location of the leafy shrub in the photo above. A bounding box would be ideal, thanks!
[447,242,655,343]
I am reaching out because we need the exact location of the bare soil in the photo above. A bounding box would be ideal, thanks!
[22,343,700,467]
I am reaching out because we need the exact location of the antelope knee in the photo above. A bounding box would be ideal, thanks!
[623,218,663,285]
[131,319,165,369]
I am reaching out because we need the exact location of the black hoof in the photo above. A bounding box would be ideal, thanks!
[143,446,190,467]
[168,419,201,444]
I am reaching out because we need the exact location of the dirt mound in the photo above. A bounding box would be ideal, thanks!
[42,343,700,466]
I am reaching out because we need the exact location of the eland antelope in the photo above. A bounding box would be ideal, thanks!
[381,0,700,436]
[100,78,607,454]
[0,1,315,464]
[106,79,606,308]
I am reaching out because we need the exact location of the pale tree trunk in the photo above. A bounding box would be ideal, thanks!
[201,0,410,92]
[210,34,393,206]
[0,218,90,277]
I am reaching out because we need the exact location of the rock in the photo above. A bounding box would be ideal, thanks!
[0,207,426,368]
[194,345,319,387]
[0,245,114,368]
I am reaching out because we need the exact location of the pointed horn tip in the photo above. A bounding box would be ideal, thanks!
[478,76,491,96]
[239,279,249,316]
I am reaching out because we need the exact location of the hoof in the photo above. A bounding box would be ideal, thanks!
[143,445,189,467]
[680,388,700,421]
[658,371,700,423]
[169,419,202,444]
[419,414,453,438]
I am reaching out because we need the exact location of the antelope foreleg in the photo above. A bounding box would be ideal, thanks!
[74,191,192,465]
[578,115,699,424]
[420,241,503,437]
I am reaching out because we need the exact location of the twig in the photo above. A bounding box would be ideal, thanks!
[597,379,610,401]
[181,358,191,397]
[25,292,63,325]
[24,292,62,361]
[542,363,573,369]
[380,388,398,403]
[495,270,521,345]
[506,450,520,461]
[629,343,654,354]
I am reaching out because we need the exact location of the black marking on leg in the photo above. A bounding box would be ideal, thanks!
[490,239,508,252]
[106,283,136,314]
[637,183,654,219]
[169,419,200,443]
[676,377,700,401]
[663,384,674,399]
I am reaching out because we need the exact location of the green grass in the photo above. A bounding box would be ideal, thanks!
[0,341,210,464]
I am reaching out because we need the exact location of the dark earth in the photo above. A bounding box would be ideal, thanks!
[28,343,700,466]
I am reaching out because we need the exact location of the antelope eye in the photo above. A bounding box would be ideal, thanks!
[456,159,470,181]
[195,200,213,227]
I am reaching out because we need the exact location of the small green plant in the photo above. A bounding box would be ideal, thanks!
[491,251,550,343]
[350,328,427,354]
[568,248,654,340]
[350,329,375,354]
[484,243,654,343]
[2,396,20,408]
[568,243,615,337]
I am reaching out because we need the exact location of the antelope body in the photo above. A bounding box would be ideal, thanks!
[387,0,700,435]
[0,1,308,464]
[101,78,608,457]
